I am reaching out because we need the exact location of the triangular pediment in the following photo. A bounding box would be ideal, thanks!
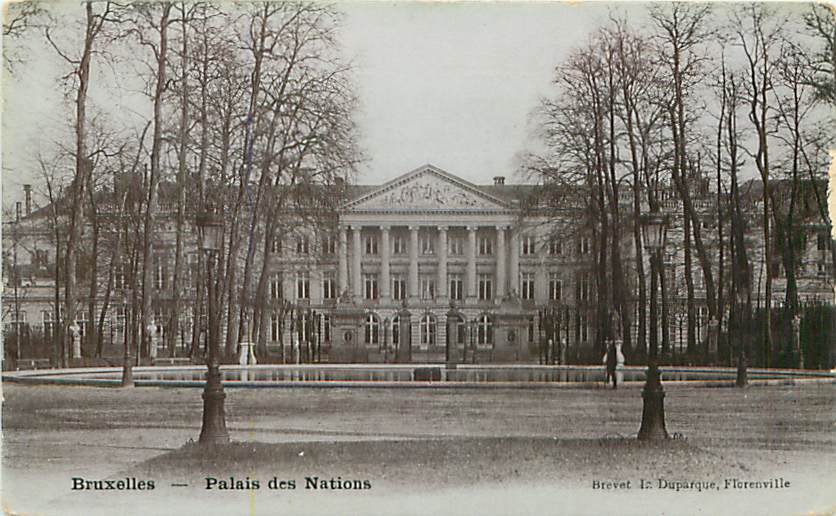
[343,165,512,212]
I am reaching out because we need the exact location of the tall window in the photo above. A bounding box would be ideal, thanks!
[579,237,592,255]
[420,277,436,300]
[421,233,435,255]
[579,313,588,342]
[577,273,590,302]
[296,271,310,300]
[449,273,463,301]
[271,238,282,255]
[114,265,126,290]
[449,236,464,256]
[270,313,281,342]
[455,315,466,344]
[322,271,336,300]
[365,235,378,255]
[392,235,407,255]
[391,315,400,345]
[477,314,493,345]
[113,307,125,334]
[6,310,27,333]
[478,273,493,301]
[154,259,167,290]
[420,314,436,345]
[528,316,536,343]
[187,254,199,289]
[270,273,283,300]
[392,274,407,301]
[549,273,562,301]
[521,272,535,300]
[548,238,562,256]
[42,310,54,336]
[296,235,309,255]
[321,235,336,255]
[478,236,493,256]
[364,313,380,344]
[322,314,331,342]
[521,235,536,256]
[364,273,379,300]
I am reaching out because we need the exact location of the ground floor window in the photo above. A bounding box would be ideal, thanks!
[477,314,493,345]
[365,313,380,344]
[420,314,436,345]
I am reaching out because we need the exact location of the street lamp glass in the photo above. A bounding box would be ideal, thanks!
[197,211,224,252]
[640,212,668,252]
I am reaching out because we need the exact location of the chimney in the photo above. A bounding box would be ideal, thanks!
[23,184,32,215]
[493,176,505,186]
[15,201,22,222]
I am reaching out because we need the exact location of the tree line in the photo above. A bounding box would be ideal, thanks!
[522,4,835,365]
[4,1,360,365]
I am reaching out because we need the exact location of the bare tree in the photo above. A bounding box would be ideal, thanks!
[44,1,115,366]
[734,4,785,364]
[651,3,719,356]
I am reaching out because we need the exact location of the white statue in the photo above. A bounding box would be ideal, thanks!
[147,323,158,360]
[238,342,258,366]
[70,323,81,360]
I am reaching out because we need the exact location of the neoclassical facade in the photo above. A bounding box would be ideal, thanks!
[3,163,832,366]
[326,164,581,362]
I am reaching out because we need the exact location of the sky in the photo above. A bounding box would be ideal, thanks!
[0,1,827,211]
[1,1,641,209]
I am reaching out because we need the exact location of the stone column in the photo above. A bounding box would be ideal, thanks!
[437,226,448,302]
[338,226,348,295]
[409,225,419,302]
[509,228,520,294]
[352,225,362,301]
[380,225,391,302]
[466,226,477,303]
[495,225,506,301]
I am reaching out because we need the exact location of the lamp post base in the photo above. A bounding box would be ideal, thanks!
[198,365,230,445]
[638,360,669,441]
[120,354,134,387]
[736,354,748,388]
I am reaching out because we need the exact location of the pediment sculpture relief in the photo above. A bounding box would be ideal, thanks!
[374,175,493,210]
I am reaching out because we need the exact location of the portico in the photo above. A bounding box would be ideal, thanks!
[331,164,538,361]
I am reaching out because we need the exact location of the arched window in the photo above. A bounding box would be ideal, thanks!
[364,313,380,344]
[420,314,436,345]
[456,315,466,344]
[477,314,493,345]
[391,315,399,345]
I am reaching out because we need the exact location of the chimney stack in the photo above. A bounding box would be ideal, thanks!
[23,184,32,215]
[493,176,505,186]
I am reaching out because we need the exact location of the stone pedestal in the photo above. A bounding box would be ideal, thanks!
[147,323,158,361]
[331,293,366,363]
[615,339,625,385]
[707,318,719,358]
[70,324,81,360]
[494,293,527,362]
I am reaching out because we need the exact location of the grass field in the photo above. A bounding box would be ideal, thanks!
[2,382,834,515]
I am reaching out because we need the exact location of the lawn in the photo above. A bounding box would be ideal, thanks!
[2,382,834,515]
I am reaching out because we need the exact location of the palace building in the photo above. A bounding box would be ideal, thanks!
[2,164,833,366]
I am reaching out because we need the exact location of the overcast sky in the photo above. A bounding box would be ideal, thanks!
[0,1,826,213]
[1,1,646,209]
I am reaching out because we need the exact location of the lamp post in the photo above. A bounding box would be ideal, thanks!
[469,319,478,364]
[121,289,134,387]
[735,289,748,387]
[196,209,230,445]
[638,212,669,441]
[446,302,459,368]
